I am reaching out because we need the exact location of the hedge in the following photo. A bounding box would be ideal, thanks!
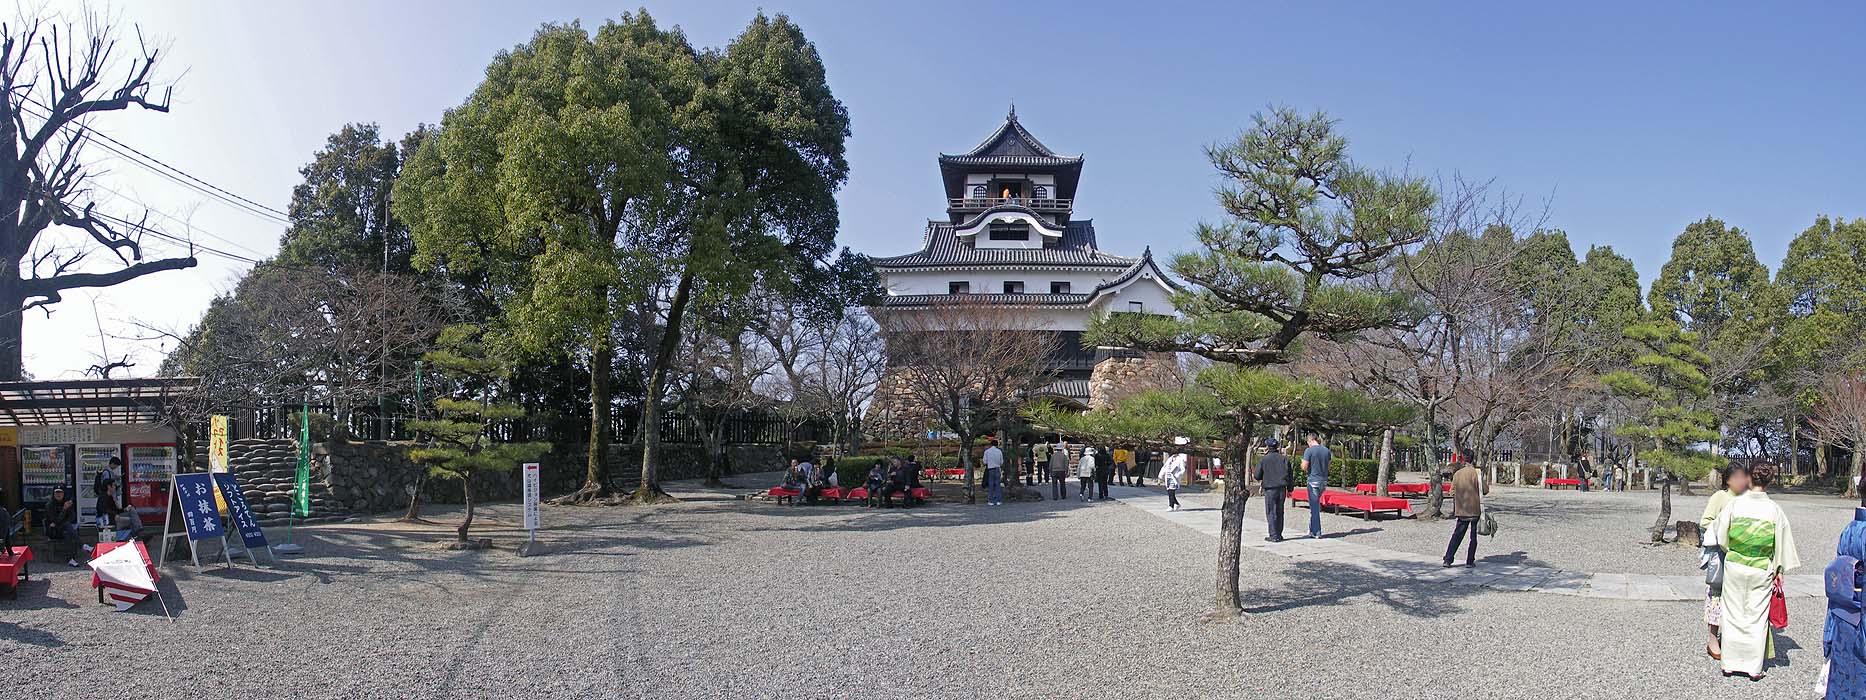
[1327,457,1384,488]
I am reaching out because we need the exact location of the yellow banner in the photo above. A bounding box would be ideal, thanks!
[209,415,230,474]
[0,427,17,447]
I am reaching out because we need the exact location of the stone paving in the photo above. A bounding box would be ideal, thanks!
[1108,485,1822,600]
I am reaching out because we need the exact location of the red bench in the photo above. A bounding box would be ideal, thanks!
[1543,478,1583,489]
[0,546,32,599]
[767,486,803,504]
[1292,489,1412,519]
[817,487,847,503]
[1353,483,1450,497]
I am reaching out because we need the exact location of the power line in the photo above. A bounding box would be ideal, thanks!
[87,181,272,259]
[91,210,262,265]
[15,100,293,227]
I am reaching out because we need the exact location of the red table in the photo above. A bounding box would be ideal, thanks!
[1354,483,1450,496]
[1291,489,1413,519]
[0,546,32,599]
[90,540,159,605]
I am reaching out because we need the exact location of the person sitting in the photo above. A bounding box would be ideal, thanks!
[882,457,917,508]
[96,482,144,542]
[43,487,89,566]
[864,460,888,508]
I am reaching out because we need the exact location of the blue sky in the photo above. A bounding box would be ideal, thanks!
[25,1,1866,377]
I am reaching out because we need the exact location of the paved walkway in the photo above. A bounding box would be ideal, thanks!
[1108,485,1822,601]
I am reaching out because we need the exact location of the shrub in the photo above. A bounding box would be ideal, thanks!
[928,454,962,472]
[834,458,875,487]
[1521,463,1546,485]
[1328,457,1383,488]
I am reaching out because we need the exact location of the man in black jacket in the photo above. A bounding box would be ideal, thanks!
[1252,438,1292,542]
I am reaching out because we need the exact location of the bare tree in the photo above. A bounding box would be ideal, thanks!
[1,10,198,378]
[877,300,1057,503]
[678,321,778,487]
[1810,367,1866,497]
[798,309,885,455]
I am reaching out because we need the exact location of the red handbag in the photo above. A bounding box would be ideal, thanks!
[1767,574,1788,630]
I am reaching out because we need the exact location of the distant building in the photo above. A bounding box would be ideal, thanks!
[867,109,1178,436]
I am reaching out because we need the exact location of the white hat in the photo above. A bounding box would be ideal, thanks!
[1084,447,1097,454]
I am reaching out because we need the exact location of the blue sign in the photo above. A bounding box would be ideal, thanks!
[212,473,268,549]
[173,472,225,541]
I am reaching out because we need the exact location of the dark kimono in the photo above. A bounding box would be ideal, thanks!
[1826,507,1866,699]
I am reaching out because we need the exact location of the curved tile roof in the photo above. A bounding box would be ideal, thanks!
[873,220,1136,269]
[952,203,1067,234]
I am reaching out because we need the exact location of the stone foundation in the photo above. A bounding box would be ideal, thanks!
[226,438,783,519]
[1087,352,1178,411]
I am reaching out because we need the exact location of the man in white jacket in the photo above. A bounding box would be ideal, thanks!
[1160,452,1188,510]
[1078,447,1098,501]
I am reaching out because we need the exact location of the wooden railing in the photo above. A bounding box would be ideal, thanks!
[949,197,1071,212]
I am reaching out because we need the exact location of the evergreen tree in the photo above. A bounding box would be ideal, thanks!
[408,325,551,544]
[1600,320,1721,542]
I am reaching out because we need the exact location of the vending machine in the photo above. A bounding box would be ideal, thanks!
[124,443,176,526]
[76,444,120,521]
[19,444,73,510]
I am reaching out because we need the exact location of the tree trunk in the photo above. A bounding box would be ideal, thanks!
[1650,476,1672,544]
[400,472,426,522]
[1375,428,1393,498]
[584,337,614,493]
[458,477,475,543]
[703,418,727,488]
[1850,446,1863,500]
[634,268,694,504]
[1421,410,1445,520]
[1211,419,1255,621]
[1786,409,1798,475]
[0,268,21,381]
[959,427,976,504]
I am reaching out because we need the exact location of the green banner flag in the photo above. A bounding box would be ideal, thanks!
[294,405,311,518]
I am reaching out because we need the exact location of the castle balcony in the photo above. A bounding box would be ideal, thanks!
[948,197,1072,213]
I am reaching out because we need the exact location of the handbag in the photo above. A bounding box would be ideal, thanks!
[1768,574,1788,630]
[1703,548,1725,588]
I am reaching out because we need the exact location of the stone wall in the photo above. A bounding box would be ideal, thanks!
[1087,353,1177,411]
[867,368,938,439]
[226,437,783,519]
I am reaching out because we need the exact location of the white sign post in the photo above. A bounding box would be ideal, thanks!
[519,462,540,557]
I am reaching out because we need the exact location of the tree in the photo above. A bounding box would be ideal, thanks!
[798,309,886,455]
[397,12,851,505]
[1600,320,1721,543]
[0,11,199,378]
[1777,217,1866,479]
[1809,365,1866,498]
[1086,108,1434,620]
[276,123,417,275]
[878,300,1058,503]
[408,325,550,544]
[677,312,778,487]
[1649,218,1784,457]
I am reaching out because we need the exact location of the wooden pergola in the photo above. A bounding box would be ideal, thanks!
[0,377,200,427]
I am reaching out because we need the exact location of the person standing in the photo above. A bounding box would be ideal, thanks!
[982,438,1005,506]
[1253,439,1292,542]
[1442,459,1489,567]
[1047,440,1069,500]
[1821,485,1866,699]
[1077,447,1098,501]
[1031,440,1051,488]
[1095,447,1114,500]
[1706,464,1799,680]
[1300,434,1332,539]
[1134,449,1149,487]
[1698,465,1750,661]
[1575,453,1593,492]
[1113,447,1134,487]
[1160,452,1187,511]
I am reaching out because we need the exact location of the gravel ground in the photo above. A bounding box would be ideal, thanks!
[1165,479,1860,576]
[1,474,1842,699]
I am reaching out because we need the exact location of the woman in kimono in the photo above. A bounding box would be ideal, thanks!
[1707,464,1800,680]
[1823,487,1866,698]
[1699,465,1750,660]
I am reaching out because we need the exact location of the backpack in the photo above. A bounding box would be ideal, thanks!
[93,467,117,498]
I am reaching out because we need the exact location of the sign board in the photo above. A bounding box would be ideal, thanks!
[21,424,96,444]
[0,427,17,447]
[208,415,230,473]
[158,472,233,568]
[212,472,272,564]
[522,462,541,531]
[172,473,225,541]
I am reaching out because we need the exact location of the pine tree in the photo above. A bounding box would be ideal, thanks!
[1600,320,1721,543]
[408,325,551,544]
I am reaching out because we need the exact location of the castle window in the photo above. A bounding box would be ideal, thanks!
[949,281,970,294]
[988,224,1030,241]
[1050,281,1071,294]
[970,184,987,198]
[1128,301,1145,313]
[1032,184,1049,198]
[1003,281,1025,294]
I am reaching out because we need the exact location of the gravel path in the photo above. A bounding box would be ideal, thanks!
[1,475,1841,699]
[1165,480,1858,576]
